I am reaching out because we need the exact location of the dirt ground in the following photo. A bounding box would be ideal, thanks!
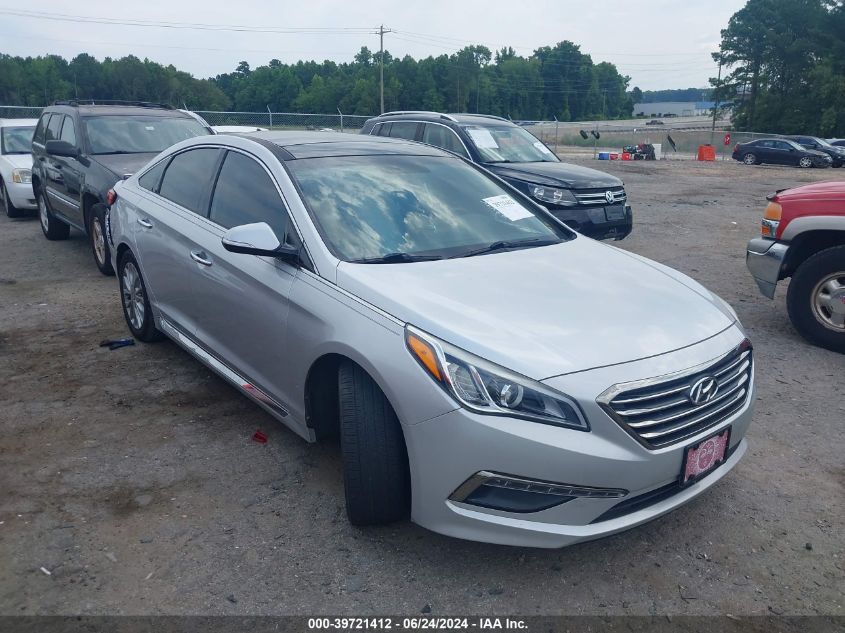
[0,157,842,617]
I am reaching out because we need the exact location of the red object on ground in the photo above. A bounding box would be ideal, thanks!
[697,145,716,161]
[621,152,632,161]
[252,430,268,444]
[609,152,619,160]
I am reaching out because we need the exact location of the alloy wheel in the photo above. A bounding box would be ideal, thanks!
[811,271,845,331]
[39,196,49,232]
[799,157,813,168]
[122,262,145,331]
[92,217,106,266]
[743,153,756,165]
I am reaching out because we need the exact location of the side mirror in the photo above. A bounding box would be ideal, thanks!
[45,139,80,158]
[221,222,300,265]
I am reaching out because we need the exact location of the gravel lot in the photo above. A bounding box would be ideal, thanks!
[0,157,842,617]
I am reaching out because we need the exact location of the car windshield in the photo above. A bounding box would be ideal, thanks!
[84,116,210,154]
[813,137,835,148]
[462,125,559,164]
[288,154,570,262]
[1,125,35,154]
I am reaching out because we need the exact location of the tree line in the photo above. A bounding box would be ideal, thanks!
[0,41,633,121]
[715,0,845,135]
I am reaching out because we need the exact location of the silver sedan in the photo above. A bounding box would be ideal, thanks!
[107,132,754,547]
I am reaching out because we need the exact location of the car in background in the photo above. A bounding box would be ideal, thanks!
[212,125,269,133]
[30,100,212,274]
[785,135,845,167]
[0,118,38,218]
[826,139,845,148]
[732,138,832,168]
[107,131,753,547]
[645,119,664,126]
[361,112,632,241]
[746,181,845,353]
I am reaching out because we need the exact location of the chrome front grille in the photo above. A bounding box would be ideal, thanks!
[573,186,627,206]
[598,344,752,449]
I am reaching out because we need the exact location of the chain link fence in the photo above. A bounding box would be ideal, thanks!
[1,105,788,159]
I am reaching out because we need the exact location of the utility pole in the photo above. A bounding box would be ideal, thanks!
[378,24,391,114]
[711,53,722,145]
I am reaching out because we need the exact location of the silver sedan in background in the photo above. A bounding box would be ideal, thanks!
[107,132,754,547]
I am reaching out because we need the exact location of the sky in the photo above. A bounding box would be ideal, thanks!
[0,0,747,91]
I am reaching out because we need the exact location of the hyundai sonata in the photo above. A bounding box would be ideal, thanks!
[107,132,754,547]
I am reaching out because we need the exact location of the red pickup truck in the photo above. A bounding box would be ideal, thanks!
[746,181,845,353]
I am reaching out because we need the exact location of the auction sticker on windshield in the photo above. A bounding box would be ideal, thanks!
[466,127,499,149]
[482,194,533,221]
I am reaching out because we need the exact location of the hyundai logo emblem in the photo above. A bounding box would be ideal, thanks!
[605,190,615,204]
[689,376,719,405]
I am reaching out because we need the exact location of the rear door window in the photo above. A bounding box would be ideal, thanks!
[209,151,289,240]
[46,115,64,142]
[158,148,221,214]
[386,121,420,141]
[138,160,168,193]
[34,114,50,144]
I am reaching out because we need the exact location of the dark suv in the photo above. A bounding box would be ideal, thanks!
[361,112,632,241]
[784,135,845,167]
[31,101,213,274]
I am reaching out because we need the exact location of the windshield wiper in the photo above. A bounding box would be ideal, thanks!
[455,238,560,258]
[350,252,444,264]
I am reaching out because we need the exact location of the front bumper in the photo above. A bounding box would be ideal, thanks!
[6,180,36,210]
[404,326,754,548]
[746,237,789,299]
[549,203,633,241]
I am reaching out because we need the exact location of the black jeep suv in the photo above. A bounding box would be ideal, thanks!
[31,101,213,274]
[361,112,632,240]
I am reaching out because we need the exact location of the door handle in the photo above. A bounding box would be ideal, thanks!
[190,250,213,266]
[137,218,153,229]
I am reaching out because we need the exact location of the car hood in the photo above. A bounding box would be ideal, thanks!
[91,153,159,178]
[483,161,622,189]
[777,180,845,202]
[3,154,33,170]
[336,238,734,379]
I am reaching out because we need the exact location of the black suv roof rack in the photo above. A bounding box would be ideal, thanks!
[449,113,510,122]
[379,111,458,122]
[53,99,174,109]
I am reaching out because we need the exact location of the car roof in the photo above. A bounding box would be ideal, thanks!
[367,111,514,127]
[238,131,451,159]
[0,118,39,128]
[44,104,190,118]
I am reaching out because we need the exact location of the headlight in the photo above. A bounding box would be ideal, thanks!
[12,169,32,184]
[530,185,578,206]
[405,326,589,431]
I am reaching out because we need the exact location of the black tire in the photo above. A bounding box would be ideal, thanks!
[338,361,410,525]
[89,204,114,276]
[786,245,845,354]
[2,180,25,218]
[117,250,164,342]
[38,189,70,240]
[742,152,757,165]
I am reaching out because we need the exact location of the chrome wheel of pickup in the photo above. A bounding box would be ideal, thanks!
[812,271,845,331]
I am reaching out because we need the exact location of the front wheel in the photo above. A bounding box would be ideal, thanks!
[742,153,757,165]
[89,204,114,276]
[118,251,164,342]
[786,245,845,353]
[2,180,25,218]
[798,156,814,168]
[38,190,70,240]
[338,361,410,526]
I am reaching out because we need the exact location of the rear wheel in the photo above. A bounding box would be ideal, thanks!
[338,361,410,525]
[742,153,757,165]
[118,250,164,342]
[2,180,25,218]
[89,204,114,276]
[38,190,70,240]
[786,245,845,353]
[798,156,814,168]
